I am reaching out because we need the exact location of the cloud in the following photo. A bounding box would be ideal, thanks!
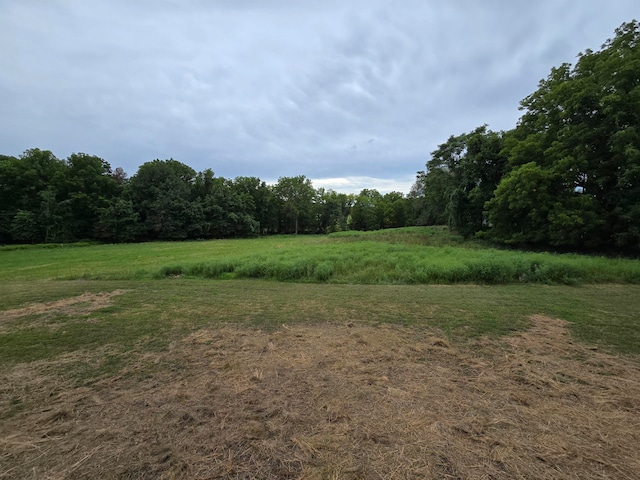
[1,0,638,192]
[310,176,417,196]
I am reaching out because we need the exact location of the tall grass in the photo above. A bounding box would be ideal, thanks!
[154,228,640,285]
[2,227,639,285]
[157,244,640,285]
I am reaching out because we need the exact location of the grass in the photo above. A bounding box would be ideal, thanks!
[2,227,639,285]
[2,280,640,367]
[2,228,640,479]
[1,226,639,365]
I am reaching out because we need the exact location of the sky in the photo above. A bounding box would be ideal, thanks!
[1,1,637,194]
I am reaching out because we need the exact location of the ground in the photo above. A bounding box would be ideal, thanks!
[1,293,640,479]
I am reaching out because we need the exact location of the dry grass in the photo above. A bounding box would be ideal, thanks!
[0,290,128,330]
[1,315,640,479]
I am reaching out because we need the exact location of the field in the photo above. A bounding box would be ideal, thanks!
[1,227,640,479]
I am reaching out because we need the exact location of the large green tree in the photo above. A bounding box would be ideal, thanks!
[0,154,20,242]
[125,159,198,240]
[488,20,640,248]
[349,189,384,231]
[315,188,352,233]
[95,198,141,243]
[63,153,120,239]
[192,173,259,238]
[231,176,278,235]
[273,175,317,234]
[414,126,507,236]
[381,191,409,229]
[0,149,70,243]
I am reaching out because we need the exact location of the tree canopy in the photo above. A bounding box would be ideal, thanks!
[0,155,414,244]
[413,20,640,252]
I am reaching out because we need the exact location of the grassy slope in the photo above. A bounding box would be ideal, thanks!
[1,227,639,365]
[2,227,639,284]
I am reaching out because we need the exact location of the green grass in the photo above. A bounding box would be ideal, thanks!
[1,227,640,368]
[0,281,172,365]
[1,280,639,369]
[2,227,639,285]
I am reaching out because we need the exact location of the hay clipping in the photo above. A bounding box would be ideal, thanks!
[1,315,639,479]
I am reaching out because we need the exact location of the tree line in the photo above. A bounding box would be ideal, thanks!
[0,151,416,244]
[412,21,640,252]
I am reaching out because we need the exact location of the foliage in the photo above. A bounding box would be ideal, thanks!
[412,21,640,252]
[488,21,640,249]
[95,199,142,243]
[125,159,198,241]
[349,188,384,231]
[0,149,120,243]
[315,188,352,233]
[0,152,420,244]
[414,126,507,236]
[231,176,279,234]
[64,153,120,239]
[272,175,317,234]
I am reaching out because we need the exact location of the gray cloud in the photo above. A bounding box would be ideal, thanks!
[1,0,637,193]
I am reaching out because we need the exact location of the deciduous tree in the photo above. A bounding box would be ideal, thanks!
[273,175,316,234]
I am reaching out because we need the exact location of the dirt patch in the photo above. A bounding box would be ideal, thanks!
[0,290,128,326]
[1,316,639,479]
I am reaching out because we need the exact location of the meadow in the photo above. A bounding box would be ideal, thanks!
[2,227,640,479]
[2,226,640,285]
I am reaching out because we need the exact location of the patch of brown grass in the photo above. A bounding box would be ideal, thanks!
[1,316,639,479]
[0,290,128,327]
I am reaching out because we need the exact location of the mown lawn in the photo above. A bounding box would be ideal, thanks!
[1,280,640,362]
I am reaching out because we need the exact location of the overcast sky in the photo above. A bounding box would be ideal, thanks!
[1,1,637,193]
